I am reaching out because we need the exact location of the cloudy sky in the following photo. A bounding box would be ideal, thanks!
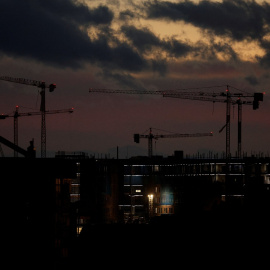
[0,0,269,158]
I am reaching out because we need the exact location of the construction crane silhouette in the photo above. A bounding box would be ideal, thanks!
[163,86,264,158]
[0,106,74,157]
[0,135,36,158]
[0,76,56,157]
[89,88,165,95]
[134,127,213,157]
[90,85,264,158]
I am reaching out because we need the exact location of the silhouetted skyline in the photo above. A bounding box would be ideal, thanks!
[0,0,269,158]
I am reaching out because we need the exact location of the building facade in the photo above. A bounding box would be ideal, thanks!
[2,155,269,266]
[121,157,270,222]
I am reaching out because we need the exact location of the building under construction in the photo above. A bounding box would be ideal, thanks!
[2,151,270,268]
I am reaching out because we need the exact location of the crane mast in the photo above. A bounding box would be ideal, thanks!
[226,87,231,159]
[163,88,264,158]
[237,99,242,157]
[0,106,74,157]
[0,76,56,157]
[134,128,213,157]
[89,86,264,158]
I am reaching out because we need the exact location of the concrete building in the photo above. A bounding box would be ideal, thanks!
[2,154,270,267]
[121,156,270,222]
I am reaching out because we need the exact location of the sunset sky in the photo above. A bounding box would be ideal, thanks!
[0,0,269,158]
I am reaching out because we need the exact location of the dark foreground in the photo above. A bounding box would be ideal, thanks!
[8,210,269,270]
[60,211,268,269]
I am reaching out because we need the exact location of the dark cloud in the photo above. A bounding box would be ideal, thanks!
[121,25,191,57]
[245,75,259,85]
[119,9,136,21]
[121,25,237,63]
[121,25,161,52]
[212,42,238,61]
[0,0,146,71]
[143,0,270,69]
[120,25,193,75]
[162,38,191,57]
[1,0,267,81]
[100,69,147,90]
[145,0,270,42]
[195,40,239,61]
[258,41,270,68]
[151,59,167,75]
[110,43,147,71]
[36,0,113,25]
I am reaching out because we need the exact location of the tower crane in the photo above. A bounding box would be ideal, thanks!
[0,106,74,157]
[89,88,165,95]
[0,135,35,158]
[89,86,264,158]
[163,86,264,158]
[134,127,213,157]
[0,76,56,157]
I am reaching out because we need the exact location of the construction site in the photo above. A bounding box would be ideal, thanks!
[1,76,269,268]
